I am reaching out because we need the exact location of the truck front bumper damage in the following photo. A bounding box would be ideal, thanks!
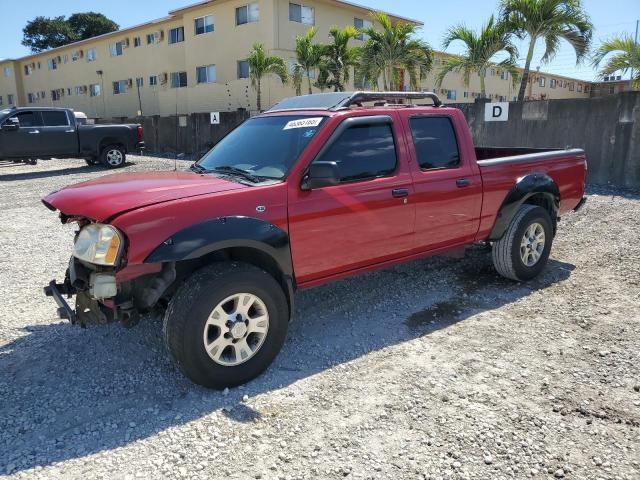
[44,257,175,328]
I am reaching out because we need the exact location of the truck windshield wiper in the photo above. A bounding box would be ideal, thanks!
[209,166,268,183]
[190,163,207,174]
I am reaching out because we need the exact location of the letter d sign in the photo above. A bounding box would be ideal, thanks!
[484,102,509,122]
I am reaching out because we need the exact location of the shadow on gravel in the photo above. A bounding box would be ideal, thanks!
[0,249,574,474]
[0,162,137,182]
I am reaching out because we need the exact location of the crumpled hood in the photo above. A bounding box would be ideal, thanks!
[42,171,248,222]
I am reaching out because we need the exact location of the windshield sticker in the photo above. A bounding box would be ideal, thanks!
[283,117,323,130]
[303,129,317,138]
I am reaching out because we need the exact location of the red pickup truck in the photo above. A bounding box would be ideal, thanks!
[43,92,587,389]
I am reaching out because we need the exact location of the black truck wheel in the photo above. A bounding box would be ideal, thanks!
[100,145,126,168]
[163,262,289,389]
[492,204,553,281]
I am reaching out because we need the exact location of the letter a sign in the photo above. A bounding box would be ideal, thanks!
[210,112,220,125]
[485,102,509,122]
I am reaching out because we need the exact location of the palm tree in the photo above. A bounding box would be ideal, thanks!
[360,11,433,91]
[591,35,640,89]
[317,26,361,92]
[437,16,520,98]
[246,43,288,111]
[500,0,593,102]
[293,27,322,95]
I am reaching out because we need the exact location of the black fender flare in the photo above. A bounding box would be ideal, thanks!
[144,216,295,314]
[487,173,560,241]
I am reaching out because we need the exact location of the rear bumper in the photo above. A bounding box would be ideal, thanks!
[574,196,587,212]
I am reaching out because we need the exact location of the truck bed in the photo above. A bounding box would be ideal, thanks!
[474,147,588,241]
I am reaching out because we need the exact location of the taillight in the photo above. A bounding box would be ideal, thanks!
[137,126,143,140]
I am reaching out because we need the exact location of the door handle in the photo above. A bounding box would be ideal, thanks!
[456,179,471,188]
[65,129,75,133]
[392,188,409,198]
[28,130,40,134]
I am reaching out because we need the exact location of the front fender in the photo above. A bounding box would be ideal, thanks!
[144,216,293,277]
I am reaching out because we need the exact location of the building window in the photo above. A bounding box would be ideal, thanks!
[48,58,58,70]
[170,71,188,88]
[110,42,123,57]
[446,90,457,101]
[90,84,101,97]
[354,18,372,41]
[490,68,496,76]
[27,93,36,103]
[577,84,583,93]
[4,66,12,77]
[72,51,80,61]
[51,90,61,101]
[63,54,69,64]
[539,77,546,87]
[147,32,160,44]
[237,60,250,79]
[289,3,314,25]
[169,27,185,44]
[67,88,72,96]
[568,82,574,91]
[113,80,127,94]
[149,75,158,86]
[550,79,556,89]
[7,94,15,105]
[500,70,509,80]
[24,64,33,76]
[195,15,214,35]
[75,86,83,95]
[463,91,469,98]
[86,48,96,62]
[236,3,259,25]
[196,65,217,84]
[136,77,144,87]
[134,36,142,47]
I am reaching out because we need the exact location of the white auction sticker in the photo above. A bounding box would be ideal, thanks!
[283,117,323,130]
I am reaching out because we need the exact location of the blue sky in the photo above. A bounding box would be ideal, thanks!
[0,0,638,81]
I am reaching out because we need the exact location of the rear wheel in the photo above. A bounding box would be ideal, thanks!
[163,262,289,389]
[100,145,126,168]
[492,205,553,281]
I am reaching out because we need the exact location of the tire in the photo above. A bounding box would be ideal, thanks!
[492,204,553,281]
[100,145,126,169]
[85,157,101,166]
[163,262,289,389]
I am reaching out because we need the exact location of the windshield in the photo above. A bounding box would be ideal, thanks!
[196,115,327,181]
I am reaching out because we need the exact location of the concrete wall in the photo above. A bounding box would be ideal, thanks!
[97,110,250,156]
[453,92,640,188]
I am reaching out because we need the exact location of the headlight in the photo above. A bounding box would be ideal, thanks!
[73,224,124,266]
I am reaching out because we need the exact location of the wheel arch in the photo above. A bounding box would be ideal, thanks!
[144,217,295,318]
[99,138,126,153]
[487,173,560,241]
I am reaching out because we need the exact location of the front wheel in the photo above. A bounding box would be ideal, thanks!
[163,262,289,389]
[492,204,553,281]
[100,145,126,168]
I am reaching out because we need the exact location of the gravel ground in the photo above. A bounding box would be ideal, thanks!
[0,156,639,480]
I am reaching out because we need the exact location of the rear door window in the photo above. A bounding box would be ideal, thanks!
[41,111,70,126]
[409,116,460,170]
[319,121,397,183]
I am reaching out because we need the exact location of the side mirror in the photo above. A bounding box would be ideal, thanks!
[2,118,19,131]
[301,161,340,190]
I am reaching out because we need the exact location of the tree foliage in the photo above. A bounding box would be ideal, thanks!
[591,35,640,89]
[500,0,593,101]
[437,15,520,96]
[359,12,433,91]
[247,43,288,111]
[317,26,361,92]
[22,12,119,53]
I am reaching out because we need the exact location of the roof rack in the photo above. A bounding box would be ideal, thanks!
[335,91,442,109]
[266,91,442,113]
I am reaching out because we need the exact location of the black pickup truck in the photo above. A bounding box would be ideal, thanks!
[0,107,144,168]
